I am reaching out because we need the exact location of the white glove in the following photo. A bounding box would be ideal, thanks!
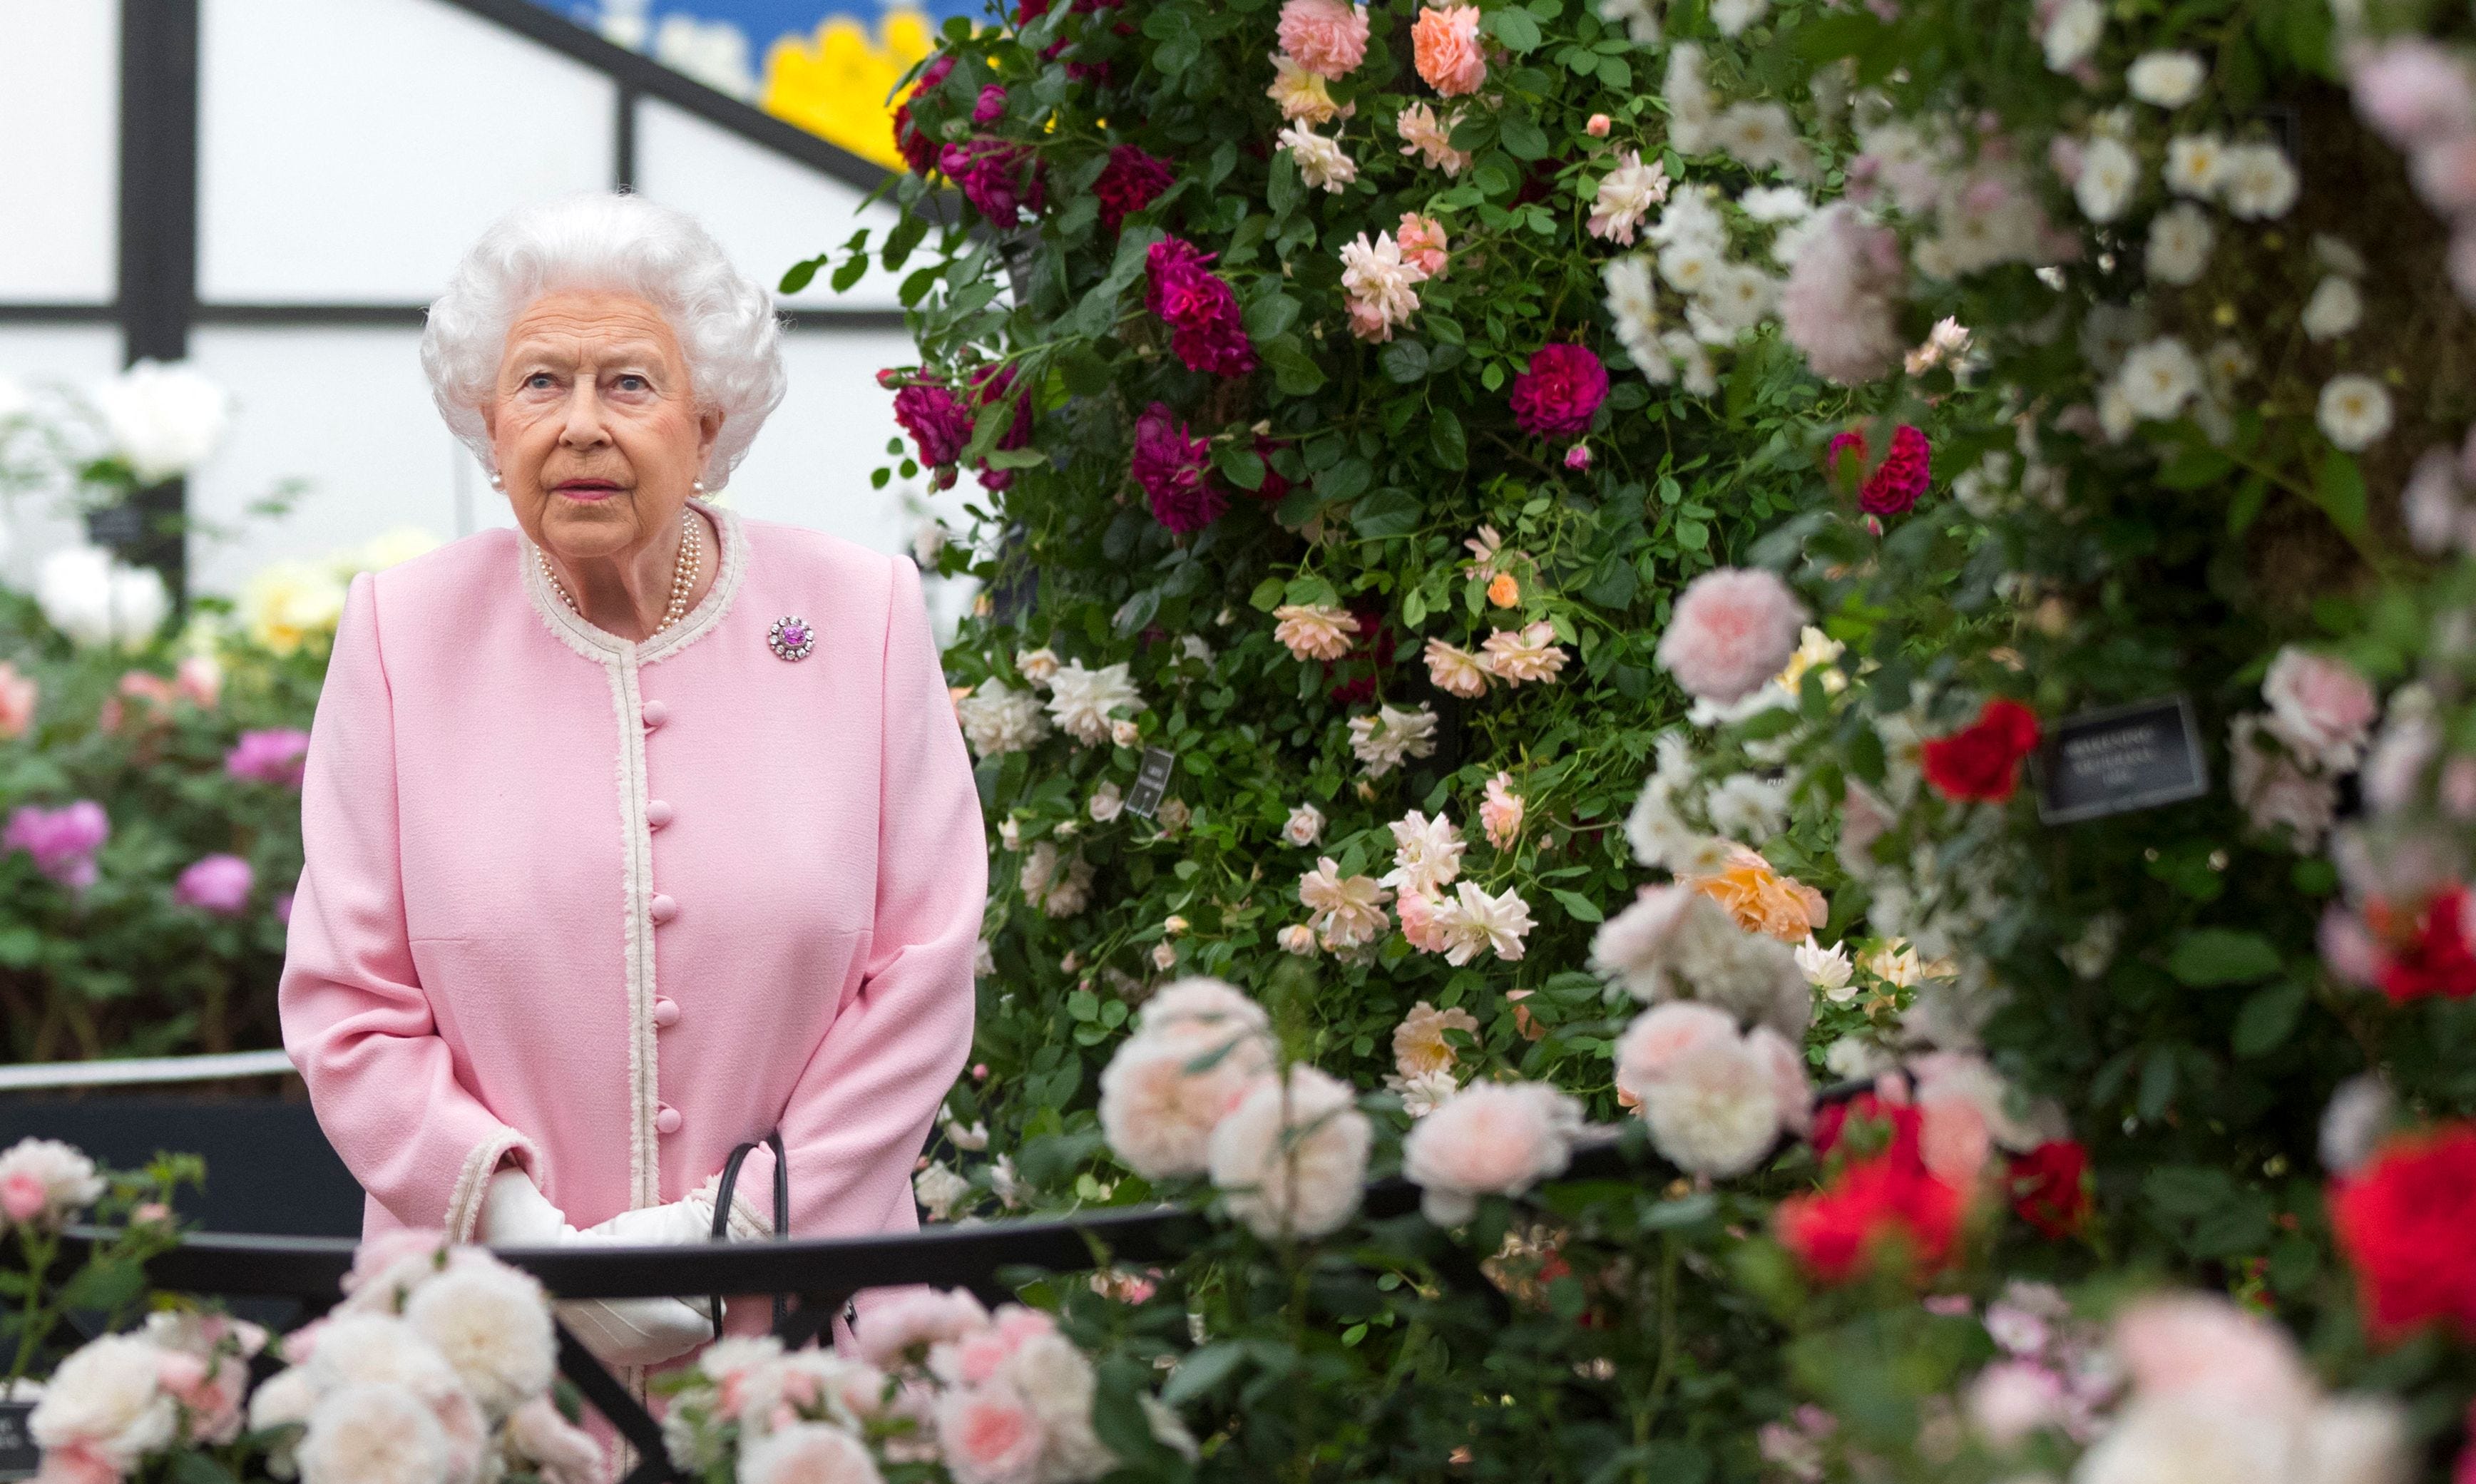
[480,1170,713,1368]
[578,1197,717,1248]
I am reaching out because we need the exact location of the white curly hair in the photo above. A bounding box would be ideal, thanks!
[419,193,787,490]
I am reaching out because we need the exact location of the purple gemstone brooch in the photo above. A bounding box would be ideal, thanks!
[767,615,816,662]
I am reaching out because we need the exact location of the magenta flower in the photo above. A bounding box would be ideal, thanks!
[275,890,295,926]
[4,802,109,891]
[1509,344,1609,439]
[972,85,1009,125]
[971,366,1036,491]
[893,54,956,175]
[1145,239,1258,377]
[1131,404,1227,533]
[937,138,1045,222]
[225,727,312,787]
[174,854,254,916]
[892,381,973,480]
[1094,146,1175,233]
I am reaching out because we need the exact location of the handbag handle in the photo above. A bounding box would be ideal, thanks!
[709,1130,789,1337]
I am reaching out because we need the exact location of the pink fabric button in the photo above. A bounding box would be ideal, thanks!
[655,1105,682,1135]
[652,997,680,1028]
[649,894,678,923]
[641,700,670,728]
[645,799,675,829]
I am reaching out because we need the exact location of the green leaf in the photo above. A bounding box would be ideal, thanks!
[2228,471,2269,536]
[1351,488,1423,539]
[2231,980,2307,1057]
[983,446,1048,471]
[1216,443,1267,491]
[1163,1341,1250,1404]
[1498,112,1550,160]
[2166,928,2282,986]
[2316,449,2368,538]
[1381,339,1431,383]
[779,255,827,294]
[2156,443,2234,490]
[1261,334,1326,396]
[1483,6,1543,51]
[1242,291,1301,341]
[1550,889,1604,923]
[1249,576,1286,613]
[168,1453,243,1484]
[1316,457,1373,503]
[879,211,929,273]
[1429,407,1468,470]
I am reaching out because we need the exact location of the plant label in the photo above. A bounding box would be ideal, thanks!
[2033,695,2209,824]
[1126,747,1177,819]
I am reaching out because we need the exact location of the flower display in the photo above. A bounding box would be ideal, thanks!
[1099,977,1277,1179]
[225,727,312,787]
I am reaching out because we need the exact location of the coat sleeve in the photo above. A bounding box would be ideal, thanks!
[279,573,540,1239]
[717,555,983,1240]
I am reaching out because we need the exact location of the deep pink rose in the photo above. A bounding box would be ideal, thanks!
[970,365,1035,491]
[938,138,1045,222]
[1145,238,1257,377]
[175,854,255,916]
[1131,404,1226,533]
[1828,423,1933,515]
[1509,343,1608,439]
[225,727,312,787]
[893,54,956,175]
[1094,145,1174,233]
[4,801,108,891]
[892,380,974,483]
[971,86,1008,125]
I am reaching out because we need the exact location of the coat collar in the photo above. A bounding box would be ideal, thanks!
[517,498,746,666]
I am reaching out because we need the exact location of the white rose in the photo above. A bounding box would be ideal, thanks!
[1642,1030,1783,1178]
[29,1334,178,1467]
[296,1383,455,1484]
[2127,51,2206,108]
[2042,0,2103,71]
[2073,135,2139,222]
[36,546,169,651]
[93,360,230,485]
[1401,1080,1582,1225]
[1208,1065,1371,1239]
[1099,1013,1274,1180]
[2143,203,2215,285]
[2115,337,2201,421]
[2316,374,2393,451]
[2301,277,2363,342]
[401,1259,555,1418]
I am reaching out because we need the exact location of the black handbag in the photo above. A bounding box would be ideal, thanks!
[707,1130,789,1337]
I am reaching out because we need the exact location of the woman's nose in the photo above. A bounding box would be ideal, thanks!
[559,384,610,447]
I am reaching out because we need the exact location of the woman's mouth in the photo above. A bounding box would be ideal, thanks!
[552,480,623,502]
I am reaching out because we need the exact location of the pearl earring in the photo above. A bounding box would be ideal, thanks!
[692,479,706,493]
[488,471,504,490]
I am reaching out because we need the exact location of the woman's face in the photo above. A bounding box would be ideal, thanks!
[485,290,722,562]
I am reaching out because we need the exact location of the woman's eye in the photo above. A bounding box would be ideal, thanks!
[615,374,650,392]
[525,372,556,390]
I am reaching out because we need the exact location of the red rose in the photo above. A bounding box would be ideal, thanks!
[1827,424,1933,516]
[2331,1122,2476,1340]
[1776,1150,1966,1285]
[1921,698,2042,803]
[2377,887,2476,1003]
[1509,343,1609,440]
[1093,145,1174,234]
[1809,1092,1923,1165]
[2007,1140,2090,1239]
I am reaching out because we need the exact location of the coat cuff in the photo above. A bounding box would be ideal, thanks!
[445,1130,541,1243]
[692,1165,777,1239]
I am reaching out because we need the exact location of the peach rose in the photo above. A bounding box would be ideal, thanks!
[1412,5,1488,97]
[1684,846,1827,942]
[1276,0,1370,80]
[0,662,37,740]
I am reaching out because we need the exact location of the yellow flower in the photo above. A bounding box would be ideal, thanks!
[761,11,936,170]
[238,561,347,657]
[338,527,439,576]
[1774,625,1846,695]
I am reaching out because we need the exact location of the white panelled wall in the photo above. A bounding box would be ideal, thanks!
[0,0,977,632]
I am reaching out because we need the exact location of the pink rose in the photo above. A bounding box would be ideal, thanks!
[2112,1293,2313,1410]
[1614,1001,1739,1094]
[856,1287,991,1368]
[1396,213,1450,277]
[1654,568,1806,705]
[2352,39,2476,148]
[0,1172,47,1223]
[2261,646,2376,771]
[3,801,108,891]
[1779,205,1905,385]
[0,662,36,740]
[173,656,221,710]
[1508,343,1608,439]
[225,728,312,787]
[936,1383,1046,1484]
[1275,0,1369,80]
[1586,113,1612,138]
[1401,1080,1581,1223]
[1411,4,1487,97]
[33,1440,121,1484]
[174,854,254,916]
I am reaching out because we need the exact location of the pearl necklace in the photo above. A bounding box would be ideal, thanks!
[537,512,702,635]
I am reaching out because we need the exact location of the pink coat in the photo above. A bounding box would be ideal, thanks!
[279,503,983,1275]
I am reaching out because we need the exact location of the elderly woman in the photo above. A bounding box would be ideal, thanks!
[277,193,985,1366]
